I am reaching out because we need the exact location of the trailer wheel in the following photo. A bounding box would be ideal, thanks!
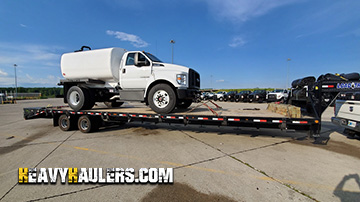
[67,86,87,111]
[177,100,192,109]
[148,84,176,114]
[78,115,93,133]
[58,114,74,131]
[104,100,124,108]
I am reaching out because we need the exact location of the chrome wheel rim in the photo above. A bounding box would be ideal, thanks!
[153,90,169,109]
[80,119,89,130]
[69,91,80,106]
[61,119,68,128]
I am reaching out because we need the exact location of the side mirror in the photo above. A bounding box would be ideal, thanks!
[134,52,146,67]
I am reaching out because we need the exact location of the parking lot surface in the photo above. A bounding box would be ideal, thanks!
[0,98,359,201]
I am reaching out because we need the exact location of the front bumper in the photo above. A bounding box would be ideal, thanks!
[177,89,199,100]
[331,117,360,132]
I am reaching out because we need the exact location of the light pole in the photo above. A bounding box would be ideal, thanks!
[287,58,291,89]
[14,64,17,99]
[170,40,175,64]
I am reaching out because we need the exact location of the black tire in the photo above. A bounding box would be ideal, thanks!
[67,86,87,111]
[148,84,176,114]
[104,100,124,108]
[177,100,193,109]
[58,114,74,131]
[83,88,95,110]
[78,115,94,133]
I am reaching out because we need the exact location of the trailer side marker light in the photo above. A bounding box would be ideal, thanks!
[315,120,319,123]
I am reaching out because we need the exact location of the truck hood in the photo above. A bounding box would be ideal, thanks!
[154,63,190,73]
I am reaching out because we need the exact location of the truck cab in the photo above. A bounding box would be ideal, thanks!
[60,47,200,114]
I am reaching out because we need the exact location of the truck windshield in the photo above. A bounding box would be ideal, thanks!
[143,52,162,63]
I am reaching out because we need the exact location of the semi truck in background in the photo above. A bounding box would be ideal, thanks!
[59,46,200,114]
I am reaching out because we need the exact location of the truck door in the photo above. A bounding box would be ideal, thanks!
[120,52,152,89]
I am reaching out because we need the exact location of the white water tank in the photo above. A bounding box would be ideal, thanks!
[61,48,127,81]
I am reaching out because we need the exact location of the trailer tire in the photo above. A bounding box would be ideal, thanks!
[148,84,176,114]
[67,86,87,111]
[78,115,94,133]
[58,114,74,131]
[177,100,192,109]
[104,100,124,108]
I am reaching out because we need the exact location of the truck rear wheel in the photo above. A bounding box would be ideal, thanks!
[148,84,176,114]
[67,86,89,111]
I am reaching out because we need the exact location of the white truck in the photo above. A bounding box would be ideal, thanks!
[267,89,289,103]
[331,92,360,135]
[59,46,200,114]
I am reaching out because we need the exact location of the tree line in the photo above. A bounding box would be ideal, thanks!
[0,87,63,98]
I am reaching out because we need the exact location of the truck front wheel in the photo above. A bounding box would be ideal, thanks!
[148,84,176,114]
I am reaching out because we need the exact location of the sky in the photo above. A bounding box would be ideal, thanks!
[0,0,359,89]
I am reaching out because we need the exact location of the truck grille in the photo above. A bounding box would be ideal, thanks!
[189,69,200,89]
[268,94,276,100]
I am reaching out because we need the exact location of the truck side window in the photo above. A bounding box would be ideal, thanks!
[126,53,135,66]
[138,53,150,66]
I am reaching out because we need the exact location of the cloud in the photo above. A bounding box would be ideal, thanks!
[0,69,8,76]
[216,79,225,83]
[293,1,360,38]
[229,37,246,48]
[0,42,63,87]
[106,30,149,48]
[205,0,300,23]
[20,24,27,28]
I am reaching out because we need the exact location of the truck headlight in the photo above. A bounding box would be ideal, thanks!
[256,95,259,98]
[176,74,187,85]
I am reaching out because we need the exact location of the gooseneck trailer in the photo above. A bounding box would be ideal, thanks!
[24,73,359,140]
